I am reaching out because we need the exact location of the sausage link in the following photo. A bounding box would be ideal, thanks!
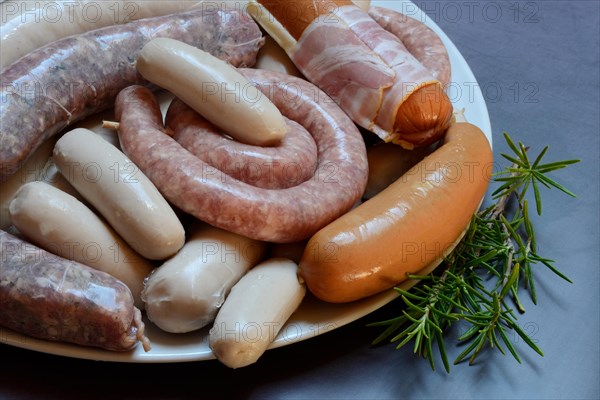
[209,257,306,369]
[115,69,368,243]
[138,38,288,147]
[142,222,268,334]
[248,1,452,148]
[8,181,155,309]
[299,122,493,303]
[0,230,151,351]
[0,0,213,69]
[0,8,264,182]
[52,128,186,261]
[165,98,318,189]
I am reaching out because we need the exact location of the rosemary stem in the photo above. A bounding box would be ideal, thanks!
[500,225,515,293]
[370,134,579,372]
[490,162,521,220]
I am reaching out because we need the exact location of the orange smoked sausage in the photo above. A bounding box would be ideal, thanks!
[299,122,493,303]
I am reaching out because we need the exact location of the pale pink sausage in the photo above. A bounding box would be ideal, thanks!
[165,98,318,189]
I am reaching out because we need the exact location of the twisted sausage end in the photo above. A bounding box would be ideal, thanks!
[393,84,453,148]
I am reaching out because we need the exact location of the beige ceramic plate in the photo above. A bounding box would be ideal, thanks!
[0,0,492,362]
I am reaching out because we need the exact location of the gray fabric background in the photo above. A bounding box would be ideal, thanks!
[1,1,598,399]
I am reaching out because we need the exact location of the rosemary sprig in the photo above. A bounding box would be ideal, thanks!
[369,132,580,373]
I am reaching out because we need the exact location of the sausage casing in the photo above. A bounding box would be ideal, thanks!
[299,122,493,303]
[0,8,264,182]
[8,181,154,309]
[52,128,185,260]
[115,69,368,243]
[0,230,150,351]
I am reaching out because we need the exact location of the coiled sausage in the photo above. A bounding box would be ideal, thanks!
[165,98,318,189]
[115,69,368,243]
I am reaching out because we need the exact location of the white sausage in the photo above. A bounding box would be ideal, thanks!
[8,181,154,309]
[136,37,289,146]
[209,257,306,368]
[0,136,55,230]
[142,222,267,334]
[52,128,185,260]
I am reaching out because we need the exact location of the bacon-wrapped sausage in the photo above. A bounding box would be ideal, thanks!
[247,0,453,148]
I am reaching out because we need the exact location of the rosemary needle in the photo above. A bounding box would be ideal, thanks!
[369,132,580,373]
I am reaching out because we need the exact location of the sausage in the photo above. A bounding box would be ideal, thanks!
[115,70,368,244]
[364,109,472,199]
[52,128,185,260]
[8,181,155,309]
[142,222,267,334]
[246,0,453,148]
[250,0,369,76]
[368,6,451,88]
[137,38,288,146]
[299,122,493,303]
[0,230,151,351]
[0,135,56,230]
[1,0,190,68]
[0,0,246,69]
[165,98,318,189]
[209,257,306,368]
[0,8,264,183]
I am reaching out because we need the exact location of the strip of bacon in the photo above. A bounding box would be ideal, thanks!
[335,5,439,138]
[290,17,395,134]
